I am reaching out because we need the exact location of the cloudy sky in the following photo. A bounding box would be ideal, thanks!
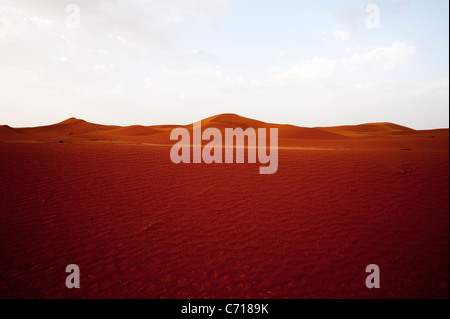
[0,0,448,129]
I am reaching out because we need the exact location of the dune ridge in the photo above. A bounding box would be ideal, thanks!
[1,114,448,150]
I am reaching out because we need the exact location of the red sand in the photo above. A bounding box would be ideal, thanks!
[0,114,448,298]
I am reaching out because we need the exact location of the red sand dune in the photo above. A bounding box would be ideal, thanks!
[319,122,415,137]
[0,114,448,298]
[1,113,448,145]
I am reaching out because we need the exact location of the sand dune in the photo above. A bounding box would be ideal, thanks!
[1,114,448,150]
[319,122,416,137]
[0,125,21,138]
[0,114,448,298]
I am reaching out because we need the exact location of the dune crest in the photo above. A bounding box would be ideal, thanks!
[0,114,448,150]
[319,122,416,137]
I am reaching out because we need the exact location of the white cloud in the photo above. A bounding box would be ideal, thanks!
[346,44,361,53]
[0,0,228,50]
[272,58,339,84]
[348,42,418,70]
[163,66,222,80]
[332,30,352,41]
[225,43,417,91]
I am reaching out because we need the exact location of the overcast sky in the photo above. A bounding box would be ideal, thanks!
[0,0,448,129]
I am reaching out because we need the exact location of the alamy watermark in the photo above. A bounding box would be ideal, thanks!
[65,264,80,289]
[65,4,80,29]
[365,264,380,288]
[170,122,278,175]
[365,4,380,29]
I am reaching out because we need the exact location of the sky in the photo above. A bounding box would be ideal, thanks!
[0,0,448,129]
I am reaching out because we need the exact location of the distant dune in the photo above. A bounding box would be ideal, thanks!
[1,114,448,150]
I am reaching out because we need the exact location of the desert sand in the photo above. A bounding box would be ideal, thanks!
[0,114,448,298]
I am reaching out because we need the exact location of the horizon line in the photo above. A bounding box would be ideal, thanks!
[2,113,449,131]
